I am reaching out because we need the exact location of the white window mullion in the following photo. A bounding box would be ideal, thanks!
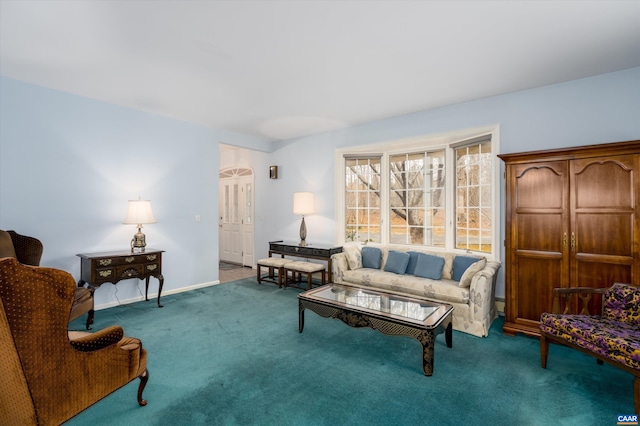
[380,152,389,245]
[445,145,456,251]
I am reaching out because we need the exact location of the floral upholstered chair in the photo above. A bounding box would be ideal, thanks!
[539,283,640,414]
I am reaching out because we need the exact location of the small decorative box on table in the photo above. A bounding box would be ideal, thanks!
[77,249,165,324]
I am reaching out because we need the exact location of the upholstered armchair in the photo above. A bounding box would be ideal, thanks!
[0,257,148,425]
[540,283,640,414]
[0,229,95,329]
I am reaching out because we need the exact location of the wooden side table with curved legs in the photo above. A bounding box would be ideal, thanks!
[77,249,165,326]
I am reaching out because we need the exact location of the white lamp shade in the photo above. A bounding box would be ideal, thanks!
[123,200,157,224]
[293,192,315,215]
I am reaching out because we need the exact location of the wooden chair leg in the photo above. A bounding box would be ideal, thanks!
[137,369,149,406]
[256,265,262,284]
[277,267,283,288]
[540,335,549,369]
[307,272,312,290]
[284,269,290,289]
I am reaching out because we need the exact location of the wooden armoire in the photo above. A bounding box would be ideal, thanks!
[499,140,640,336]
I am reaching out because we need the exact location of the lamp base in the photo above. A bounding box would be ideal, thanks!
[299,216,307,247]
[131,225,147,253]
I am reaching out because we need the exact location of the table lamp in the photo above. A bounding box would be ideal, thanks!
[123,198,157,253]
[293,192,314,247]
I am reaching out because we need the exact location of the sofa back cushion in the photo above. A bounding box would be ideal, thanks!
[458,258,486,288]
[452,255,482,281]
[362,246,382,269]
[343,245,363,270]
[603,283,640,325]
[413,253,445,280]
[383,250,410,274]
[406,251,420,275]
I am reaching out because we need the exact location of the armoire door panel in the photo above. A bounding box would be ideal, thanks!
[575,213,633,256]
[575,261,632,286]
[514,256,564,323]
[572,157,634,209]
[514,163,567,209]
[516,214,564,252]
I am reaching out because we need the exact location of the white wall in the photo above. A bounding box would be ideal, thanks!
[260,67,640,299]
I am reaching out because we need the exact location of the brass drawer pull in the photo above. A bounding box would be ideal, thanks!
[147,255,157,261]
[125,256,135,263]
[99,270,112,278]
[99,259,112,266]
[147,264,157,271]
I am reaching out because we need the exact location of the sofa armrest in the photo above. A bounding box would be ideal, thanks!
[469,260,501,321]
[331,252,349,283]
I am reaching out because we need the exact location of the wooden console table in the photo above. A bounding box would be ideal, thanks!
[77,249,165,323]
[268,240,342,283]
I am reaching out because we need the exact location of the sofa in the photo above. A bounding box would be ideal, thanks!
[540,283,640,414]
[331,243,501,337]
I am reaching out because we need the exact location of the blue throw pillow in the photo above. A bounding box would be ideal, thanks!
[452,255,481,281]
[413,253,445,280]
[361,246,382,269]
[383,250,410,275]
[405,251,420,275]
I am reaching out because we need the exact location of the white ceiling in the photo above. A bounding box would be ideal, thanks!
[1,1,639,142]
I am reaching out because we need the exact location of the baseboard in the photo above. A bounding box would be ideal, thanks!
[94,280,221,311]
[495,298,505,315]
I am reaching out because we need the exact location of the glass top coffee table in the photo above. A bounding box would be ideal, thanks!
[298,284,453,376]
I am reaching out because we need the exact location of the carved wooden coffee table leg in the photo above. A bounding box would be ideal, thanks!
[418,330,436,376]
[298,301,305,333]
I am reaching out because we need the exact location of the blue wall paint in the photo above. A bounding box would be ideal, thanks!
[2,69,639,305]
[0,77,263,309]
[264,68,640,298]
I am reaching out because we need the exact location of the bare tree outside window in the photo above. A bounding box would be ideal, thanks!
[389,150,445,245]
[345,157,381,242]
[455,142,492,253]
[342,135,493,255]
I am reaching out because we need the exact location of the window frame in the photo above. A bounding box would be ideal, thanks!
[334,126,501,260]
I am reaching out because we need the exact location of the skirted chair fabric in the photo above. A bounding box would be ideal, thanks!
[0,257,148,425]
[0,229,95,329]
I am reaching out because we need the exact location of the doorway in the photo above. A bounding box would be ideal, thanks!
[219,167,254,267]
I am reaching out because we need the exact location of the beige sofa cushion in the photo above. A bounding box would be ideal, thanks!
[342,269,469,304]
[459,258,486,288]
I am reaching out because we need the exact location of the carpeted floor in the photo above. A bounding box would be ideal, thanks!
[67,279,633,425]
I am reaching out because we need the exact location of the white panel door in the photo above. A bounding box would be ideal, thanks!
[219,169,254,266]
[219,179,243,264]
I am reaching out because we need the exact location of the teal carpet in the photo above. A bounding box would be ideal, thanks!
[67,279,633,425]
